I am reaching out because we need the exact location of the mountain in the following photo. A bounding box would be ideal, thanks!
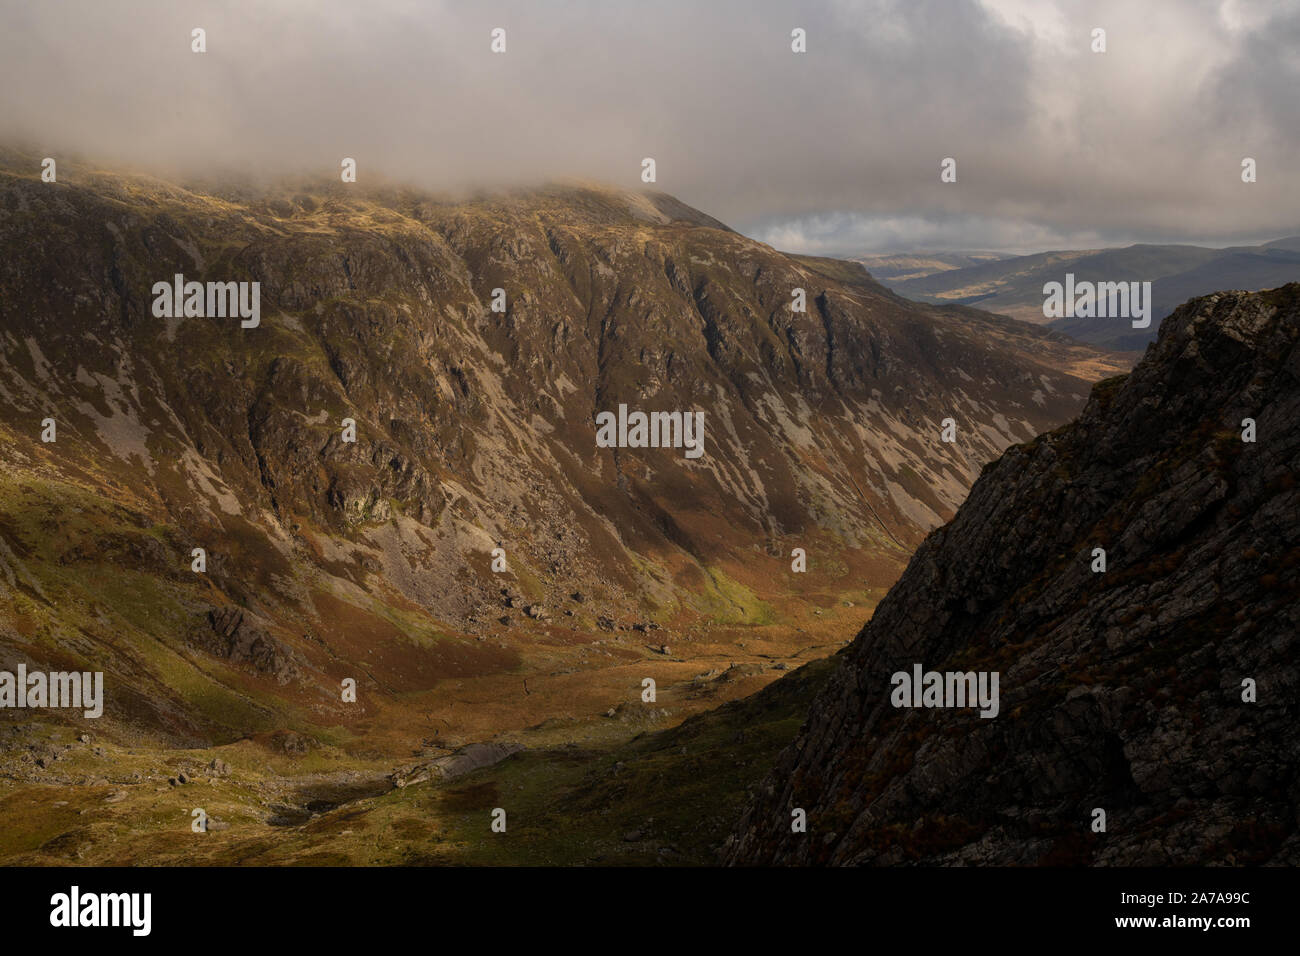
[867,240,1300,350]
[725,284,1300,865]
[0,154,1138,862]
[0,154,1129,750]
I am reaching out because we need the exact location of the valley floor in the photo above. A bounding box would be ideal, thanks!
[0,599,867,866]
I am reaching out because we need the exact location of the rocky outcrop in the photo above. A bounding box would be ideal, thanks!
[197,607,301,684]
[390,741,523,788]
[726,286,1300,866]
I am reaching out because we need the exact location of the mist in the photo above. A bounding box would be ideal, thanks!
[2,0,1297,252]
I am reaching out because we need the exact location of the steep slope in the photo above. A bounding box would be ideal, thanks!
[727,285,1300,866]
[0,152,1121,752]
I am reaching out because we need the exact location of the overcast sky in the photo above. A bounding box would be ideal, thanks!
[2,0,1297,254]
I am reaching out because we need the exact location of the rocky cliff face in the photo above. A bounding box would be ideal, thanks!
[726,285,1300,866]
[0,153,1121,743]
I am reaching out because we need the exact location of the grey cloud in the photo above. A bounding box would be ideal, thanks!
[1,0,1295,253]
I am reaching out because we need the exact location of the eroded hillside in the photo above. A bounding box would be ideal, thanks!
[0,155,1125,857]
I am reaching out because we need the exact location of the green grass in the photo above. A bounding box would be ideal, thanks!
[692,566,776,626]
[427,654,836,865]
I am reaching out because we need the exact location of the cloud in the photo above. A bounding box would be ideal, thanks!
[750,212,1120,257]
[1,0,1295,252]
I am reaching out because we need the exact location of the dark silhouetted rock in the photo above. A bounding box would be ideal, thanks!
[728,286,1300,867]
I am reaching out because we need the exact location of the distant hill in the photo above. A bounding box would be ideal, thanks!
[862,239,1300,350]
[854,251,1013,284]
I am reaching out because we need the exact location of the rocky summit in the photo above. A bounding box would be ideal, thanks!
[726,285,1300,866]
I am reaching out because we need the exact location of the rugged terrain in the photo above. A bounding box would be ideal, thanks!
[726,285,1300,866]
[0,152,1126,863]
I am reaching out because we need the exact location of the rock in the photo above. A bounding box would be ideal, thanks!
[196,607,301,684]
[209,758,231,775]
[727,287,1300,867]
[269,731,313,757]
[597,615,615,631]
[391,741,523,789]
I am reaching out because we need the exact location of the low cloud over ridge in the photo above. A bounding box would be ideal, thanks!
[2,0,1296,252]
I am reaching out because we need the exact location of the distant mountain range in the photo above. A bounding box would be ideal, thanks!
[858,238,1300,351]
[850,252,1014,284]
